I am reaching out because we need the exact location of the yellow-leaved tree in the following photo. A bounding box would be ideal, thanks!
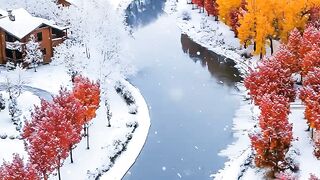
[238,0,277,56]
[216,0,242,25]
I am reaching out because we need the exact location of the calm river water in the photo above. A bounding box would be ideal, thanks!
[124,0,242,179]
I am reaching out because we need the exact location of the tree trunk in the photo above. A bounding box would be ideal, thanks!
[311,128,314,140]
[260,52,263,60]
[107,119,111,127]
[83,124,87,137]
[70,144,74,163]
[270,38,274,55]
[58,165,61,180]
[86,126,90,150]
[43,172,48,180]
[254,41,256,51]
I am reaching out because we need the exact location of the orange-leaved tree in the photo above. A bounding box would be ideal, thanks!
[73,75,100,150]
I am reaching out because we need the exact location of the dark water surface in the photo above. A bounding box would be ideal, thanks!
[123,0,241,179]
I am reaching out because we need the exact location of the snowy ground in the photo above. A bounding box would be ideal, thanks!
[164,0,320,179]
[0,63,150,179]
[165,0,281,76]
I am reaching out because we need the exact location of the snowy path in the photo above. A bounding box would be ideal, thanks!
[0,83,53,101]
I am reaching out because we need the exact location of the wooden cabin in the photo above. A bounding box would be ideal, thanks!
[0,8,68,65]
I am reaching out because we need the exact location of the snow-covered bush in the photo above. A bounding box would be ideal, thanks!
[115,82,139,114]
[181,10,191,21]
[115,81,136,106]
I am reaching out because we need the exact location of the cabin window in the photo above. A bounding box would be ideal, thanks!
[37,32,43,41]
[5,48,13,58]
[5,34,16,42]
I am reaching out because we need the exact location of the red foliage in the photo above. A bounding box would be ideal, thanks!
[280,29,303,73]
[204,0,218,17]
[299,26,320,74]
[308,7,320,29]
[23,100,76,179]
[244,59,295,105]
[53,88,86,145]
[193,0,204,7]
[250,94,293,170]
[73,75,100,123]
[301,47,320,75]
[300,68,320,130]
[229,0,246,36]
[0,154,39,180]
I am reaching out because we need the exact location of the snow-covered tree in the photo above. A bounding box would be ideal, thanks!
[24,35,43,72]
[8,95,21,122]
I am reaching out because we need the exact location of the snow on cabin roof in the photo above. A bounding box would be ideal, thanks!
[0,8,67,40]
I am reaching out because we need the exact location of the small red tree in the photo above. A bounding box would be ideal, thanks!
[204,0,218,19]
[0,154,39,180]
[250,94,293,172]
[53,88,86,163]
[23,100,76,180]
[244,59,296,105]
[73,75,100,149]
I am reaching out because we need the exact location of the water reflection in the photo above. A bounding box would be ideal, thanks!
[181,34,242,87]
[125,0,165,28]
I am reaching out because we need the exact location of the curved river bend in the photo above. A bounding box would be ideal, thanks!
[124,0,242,179]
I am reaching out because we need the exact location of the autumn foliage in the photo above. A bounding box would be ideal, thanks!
[0,154,39,180]
[250,94,292,170]
[204,0,218,17]
[0,75,101,180]
[73,75,100,123]
[244,59,295,106]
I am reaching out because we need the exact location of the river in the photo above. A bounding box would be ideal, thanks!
[123,0,242,179]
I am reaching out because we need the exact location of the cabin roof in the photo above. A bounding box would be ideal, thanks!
[0,8,67,40]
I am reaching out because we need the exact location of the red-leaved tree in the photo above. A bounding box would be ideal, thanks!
[244,59,296,106]
[73,75,100,150]
[0,154,39,180]
[23,100,76,180]
[250,94,293,171]
[53,88,86,163]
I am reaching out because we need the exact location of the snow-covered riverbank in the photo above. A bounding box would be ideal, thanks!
[165,0,320,179]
